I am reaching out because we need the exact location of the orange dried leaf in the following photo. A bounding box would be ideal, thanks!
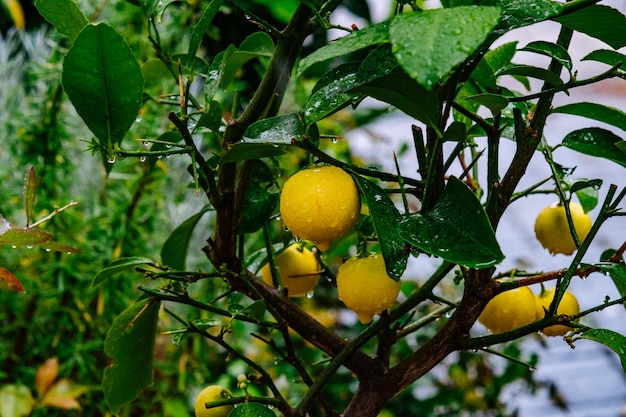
[0,266,25,293]
[41,379,88,410]
[36,357,58,396]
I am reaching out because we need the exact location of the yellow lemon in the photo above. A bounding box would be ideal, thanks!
[336,253,400,324]
[535,287,580,337]
[279,165,360,250]
[534,201,592,255]
[261,244,321,297]
[194,385,233,417]
[478,286,537,334]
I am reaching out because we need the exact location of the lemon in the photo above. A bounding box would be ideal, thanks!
[260,244,321,297]
[535,287,580,337]
[194,385,233,417]
[478,286,537,334]
[534,201,592,255]
[336,253,400,324]
[279,165,360,251]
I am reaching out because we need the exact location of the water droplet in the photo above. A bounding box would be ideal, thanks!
[452,27,463,35]
[294,236,301,242]
[107,156,116,164]
[306,290,314,299]
[135,115,142,123]
[45,248,51,252]
[528,366,536,372]
[11,245,16,249]
[444,311,452,318]
[283,225,290,232]
[157,155,163,159]
[143,141,150,147]
[165,144,172,149]
[139,156,147,162]
[26,245,33,249]
[331,137,338,144]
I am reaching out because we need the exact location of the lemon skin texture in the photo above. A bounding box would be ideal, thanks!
[535,287,580,337]
[336,253,401,324]
[194,385,233,417]
[280,166,360,251]
[261,244,321,297]
[478,287,537,334]
[534,202,592,255]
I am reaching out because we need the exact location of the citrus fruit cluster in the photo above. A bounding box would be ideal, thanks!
[534,201,592,255]
[194,385,233,417]
[478,286,580,337]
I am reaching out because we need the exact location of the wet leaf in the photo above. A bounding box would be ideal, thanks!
[390,6,500,90]
[237,182,279,234]
[188,0,225,68]
[0,229,53,247]
[34,0,88,42]
[554,5,626,49]
[591,262,626,308]
[562,127,626,168]
[242,113,307,144]
[460,93,509,114]
[161,206,212,270]
[582,49,626,68]
[570,179,601,212]
[91,257,155,287]
[520,40,572,71]
[298,20,391,76]
[23,167,36,227]
[229,402,277,417]
[579,329,626,373]
[353,175,407,281]
[221,32,275,87]
[552,102,626,132]
[0,266,25,293]
[103,299,161,415]
[304,63,363,124]
[38,241,80,254]
[498,64,563,85]
[220,143,286,164]
[36,357,58,397]
[233,300,267,322]
[496,0,563,32]
[62,23,144,164]
[399,177,504,268]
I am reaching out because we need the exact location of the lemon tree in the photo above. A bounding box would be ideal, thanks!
[279,165,360,251]
[28,1,626,417]
[536,287,580,337]
[336,253,401,324]
[260,243,321,297]
[534,201,592,255]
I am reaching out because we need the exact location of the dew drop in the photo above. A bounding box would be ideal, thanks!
[45,248,51,252]
[331,137,338,144]
[139,156,147,163]
[11,245,16,249]
[294,236,301,242]
[26,245,33,249]
[283,225,290,232]
[306,290,314,299]
[165,144,172,149]
[143,141,150,147]
[157,155,163,159]
[528,366,536,372]
[135,115,142,123]
[107,156,116,164]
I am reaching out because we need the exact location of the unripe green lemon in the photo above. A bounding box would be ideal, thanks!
[261,244,321,297]
[279,165,360,251]
[534,201,592,255]
[336,253,400,324]
[194,385,233,417]
[478,286,537,334]
[535,287,580,337]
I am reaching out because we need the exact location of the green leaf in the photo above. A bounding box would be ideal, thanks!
[0,229,53,247]
[484,41,518,74]
[147,131,184,171]
[62,23,144,163]
[304,63,363,124]
[496,0,563,32]
[23,167,36,227]
[91,257,155,287]
[582,49,626,68]
[221,32,275,87]
[103,299,161,415]
[221,143,286,164]
[233,300,267,322]
[562,128,626,168]
[390,6,501,90]
[242,113,307,144]
[228,402,277,417]
[351,70,440,129]
[460,93,509,114]
[34,0,88,42]
[554,5,626,49]
[398,177,504,268]
[353,175,407,280]
[520,40,572,71]
[570,179,601,212]
[0,384,35,417]
[579,329,626,373]
[196,100,224,134]
[161,206,212,271]
[552,102,626,133]
[237,182,279,234]
[498,64,563,85]
[187,0,226,68]
[298,20,391,76]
